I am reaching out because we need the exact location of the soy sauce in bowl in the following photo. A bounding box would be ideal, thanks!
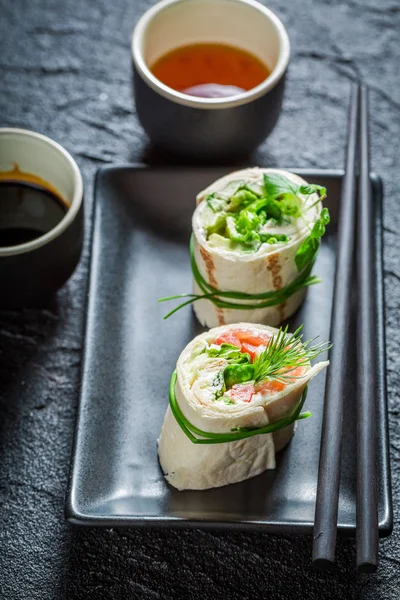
[0,168,68,248]
[151,43,270,98]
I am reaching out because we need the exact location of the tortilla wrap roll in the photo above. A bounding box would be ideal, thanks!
[190,167,328,328]
[158,323,329,491]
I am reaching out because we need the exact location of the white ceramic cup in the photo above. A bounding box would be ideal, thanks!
[132,0,290,160]
[0,128,84,307]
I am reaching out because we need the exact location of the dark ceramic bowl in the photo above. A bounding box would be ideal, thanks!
[131,0,290,161]
[0,128,84,308]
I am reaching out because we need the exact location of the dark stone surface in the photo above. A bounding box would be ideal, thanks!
[0,0,399,598]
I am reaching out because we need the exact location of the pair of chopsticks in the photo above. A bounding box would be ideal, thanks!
[312,83,379,572]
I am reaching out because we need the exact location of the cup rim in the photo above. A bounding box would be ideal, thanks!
[131,0,290,110]
[0,128,83,257]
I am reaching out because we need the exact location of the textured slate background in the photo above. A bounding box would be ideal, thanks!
[0,0,399,598]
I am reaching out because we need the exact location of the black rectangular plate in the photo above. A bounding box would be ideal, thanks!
[66,166,392,535]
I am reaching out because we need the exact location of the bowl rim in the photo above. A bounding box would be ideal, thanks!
[0,128,83,257]
[131,0,290,110]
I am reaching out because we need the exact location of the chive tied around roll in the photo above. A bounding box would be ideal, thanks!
[160,168,329,327]
[158,323,330,490]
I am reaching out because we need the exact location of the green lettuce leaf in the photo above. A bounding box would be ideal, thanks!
[223,363,255,388]
[295,207,331,271]
[263,173,299,200]
[207,343,251,364]
[206,213,227,236]
[226,189,258,213]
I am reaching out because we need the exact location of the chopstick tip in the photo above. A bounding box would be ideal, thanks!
[357,561,378,574]
[313,557,335,571]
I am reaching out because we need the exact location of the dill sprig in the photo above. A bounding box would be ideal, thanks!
[253,325,331,384]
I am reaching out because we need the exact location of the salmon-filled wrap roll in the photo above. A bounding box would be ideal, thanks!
[187,168,330,327]
[158,323,329,491]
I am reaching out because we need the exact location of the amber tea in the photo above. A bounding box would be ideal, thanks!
[151,43,270,98]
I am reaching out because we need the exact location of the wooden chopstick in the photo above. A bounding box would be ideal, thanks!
[312,82,360,569]
[356,85,379,572]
